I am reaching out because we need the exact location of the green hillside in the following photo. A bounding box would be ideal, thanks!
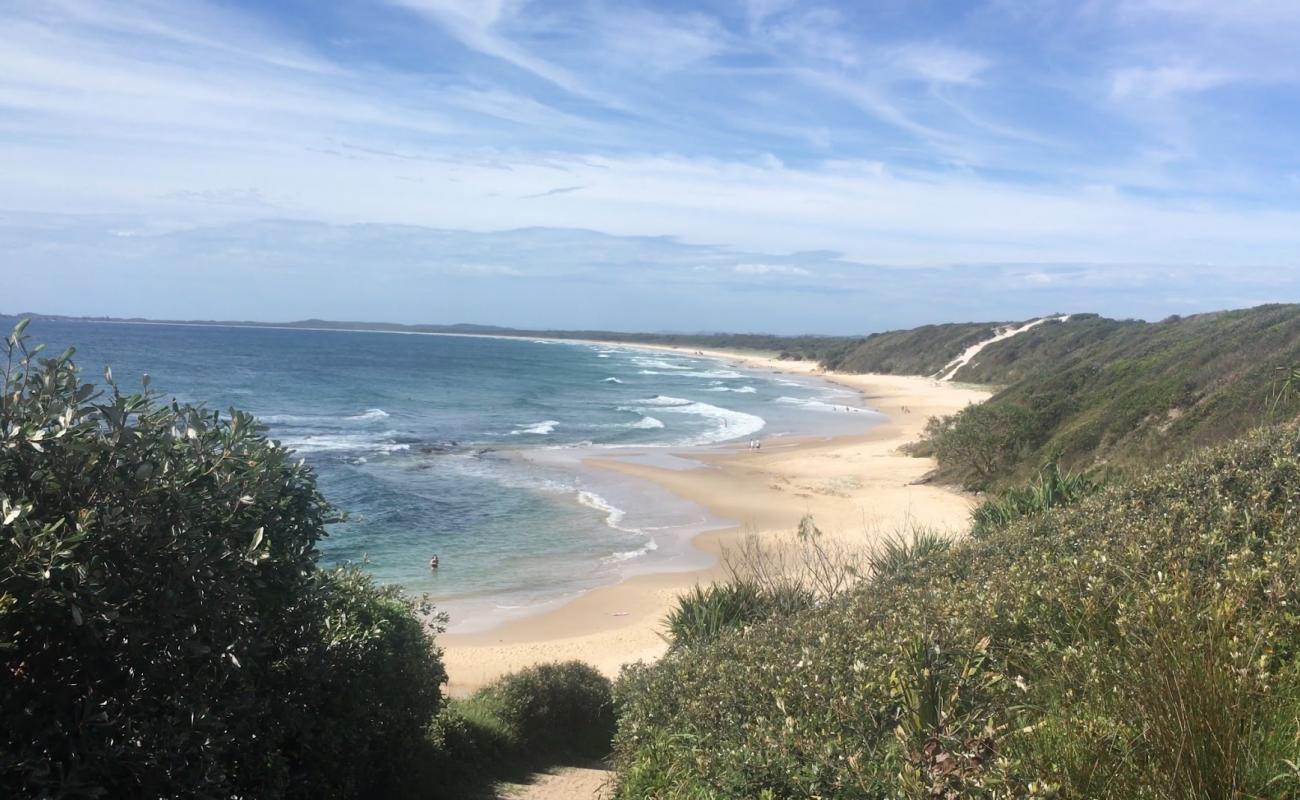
[820,321,1003,376]
[922,304,1300,488]
[613,422,1300,798]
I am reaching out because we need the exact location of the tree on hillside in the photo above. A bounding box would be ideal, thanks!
[924,403,1039,489]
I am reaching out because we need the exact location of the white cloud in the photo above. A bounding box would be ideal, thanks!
[1,0,1299,288]
[388,0,608,103]
[894,44,991,85]
[733,263,812,276]
[5,214,1299,332]
[1110,64,1233,99]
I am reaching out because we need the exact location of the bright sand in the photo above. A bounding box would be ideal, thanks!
[440,348,991,696]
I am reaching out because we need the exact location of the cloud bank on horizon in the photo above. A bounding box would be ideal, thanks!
[1,0,1298,331]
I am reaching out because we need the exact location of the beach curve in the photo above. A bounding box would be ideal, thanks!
[439,348,991,696]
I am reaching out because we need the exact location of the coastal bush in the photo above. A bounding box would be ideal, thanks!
[486,660,616,758]
[724,514,866,600]
[969,462,1098,537]
[819,321,1001,375]
[663,580,815,652]
[291,567,448,799]
[422,661,617,796]
[612,422,1300,798]
[0,322,445,798]
[921,304,1300,487]
[924,401,1040,488]
[867,526,951,577]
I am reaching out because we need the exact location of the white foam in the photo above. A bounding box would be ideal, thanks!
[576,491,662,563]
[632,357,693,370]
[629,415,665,429]
[638,369,745,379]
[262,407,390,425]
[577,490,628,529]
[605,539,660,563]
[603,377,624,383]
[597,354,611,358]
[626,397,765,444]
[775,396,861,413]
[277,431,410,454]
[510,420,560,436]
[706,385,756,393]
[635,395,693,407]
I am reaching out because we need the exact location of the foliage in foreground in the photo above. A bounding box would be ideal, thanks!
[424,661,617,796]
[969,462,1098,538]
[663,580,815,652]
[613,423,1300,798]
[0,323,445,799]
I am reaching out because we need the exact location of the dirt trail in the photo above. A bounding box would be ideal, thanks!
[494,764,613,799]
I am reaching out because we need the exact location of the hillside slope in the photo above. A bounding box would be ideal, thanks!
[613,422,1300,798]
[916,304,1300,487]
[820,321,1000,375]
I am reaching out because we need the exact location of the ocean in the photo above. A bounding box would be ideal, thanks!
[8,318,882,630]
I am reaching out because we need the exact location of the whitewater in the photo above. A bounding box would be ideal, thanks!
[15,318,882,632]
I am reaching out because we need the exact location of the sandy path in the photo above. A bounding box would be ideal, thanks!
[439,348,989,697]
[494,764,613,800]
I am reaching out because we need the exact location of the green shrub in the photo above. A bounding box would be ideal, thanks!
[924,402,1040,489]
[970,462,1098,537]
[922,305,1300,487]
[868,526,951,578]
[291,567,448,799]
[663,580,814,652]
[419,660,617,796]
[487,660,617,758]
[0,322,445,798]
[613,423,1300,798]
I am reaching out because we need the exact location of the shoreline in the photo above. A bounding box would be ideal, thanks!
[439,348,990,696]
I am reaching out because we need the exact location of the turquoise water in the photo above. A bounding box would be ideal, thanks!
[11,318,881,629]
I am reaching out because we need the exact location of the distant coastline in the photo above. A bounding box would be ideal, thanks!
[0,312,850,361]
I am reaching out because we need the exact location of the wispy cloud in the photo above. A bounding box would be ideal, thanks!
[1110,64,1234,99]
[1,0,1299,330]
[522,185,584,199]
[5,214,1297,332]
[387,0,610,103]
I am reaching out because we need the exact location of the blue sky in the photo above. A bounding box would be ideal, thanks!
[2,0,1299,332]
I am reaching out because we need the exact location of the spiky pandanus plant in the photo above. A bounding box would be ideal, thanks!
[970,462,1098,537]
[1269,365,1300,421]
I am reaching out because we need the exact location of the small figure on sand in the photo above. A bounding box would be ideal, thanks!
[429,554,440,571]
[748,439,762,451]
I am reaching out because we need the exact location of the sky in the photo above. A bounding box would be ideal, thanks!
[2,0,1300,333]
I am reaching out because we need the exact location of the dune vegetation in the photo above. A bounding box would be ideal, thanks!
[613,421,1300,798]
[9,303,1300,798]
[919,304,1300,488]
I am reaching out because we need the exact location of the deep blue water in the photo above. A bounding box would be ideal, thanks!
[8,318,879,629]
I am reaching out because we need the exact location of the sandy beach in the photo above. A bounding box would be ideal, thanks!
[440,348,990,696]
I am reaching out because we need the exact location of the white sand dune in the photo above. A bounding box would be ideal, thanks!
[935,315,1070,381]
